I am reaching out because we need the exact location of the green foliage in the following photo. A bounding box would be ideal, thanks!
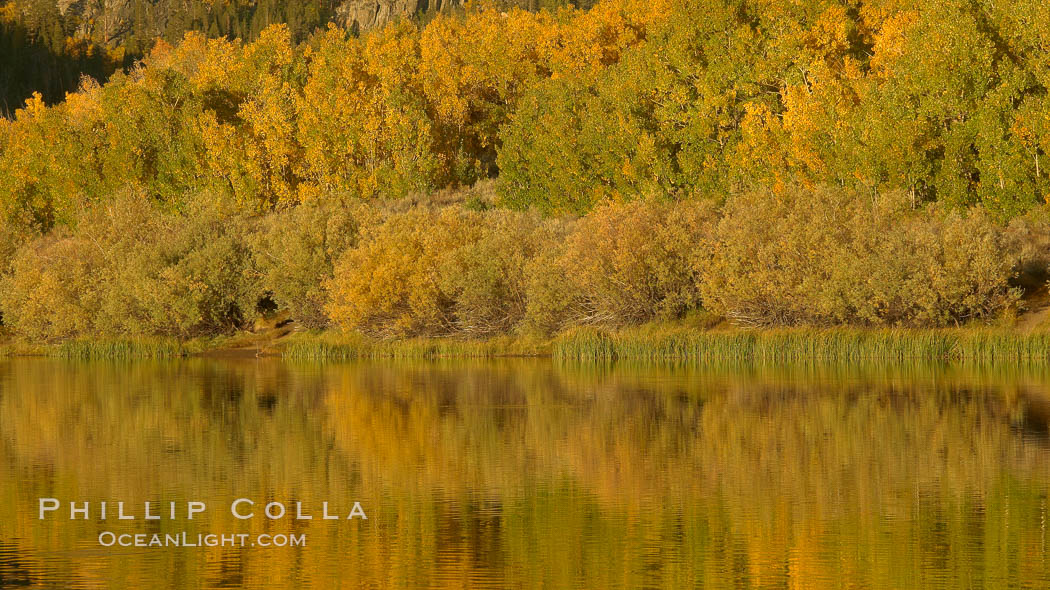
[0,191,259,340]
[496,69,675,213]
[497,0,780,212]
[248,200,360,328]
[496,0,1050,218]
[700,186,1022,327]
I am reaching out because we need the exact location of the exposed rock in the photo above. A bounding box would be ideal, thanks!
[337,0,462,34]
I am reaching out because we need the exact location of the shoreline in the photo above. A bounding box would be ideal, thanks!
[4,325,1050,364]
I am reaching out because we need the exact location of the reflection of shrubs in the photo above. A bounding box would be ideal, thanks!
[326,207,556,337]
[700,187,1021,327]
[525,199,713,332]
[0,192,258,340]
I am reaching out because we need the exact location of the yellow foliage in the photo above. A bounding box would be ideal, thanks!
[326,206,554,337]
[526,199,714,330]
[868,9,919,77]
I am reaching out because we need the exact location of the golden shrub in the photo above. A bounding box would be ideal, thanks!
[325,206,555,337]
[525,199,715,331]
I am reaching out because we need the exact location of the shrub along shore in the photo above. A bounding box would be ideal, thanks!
[4,184,1050,361]
[3,187,1050,355]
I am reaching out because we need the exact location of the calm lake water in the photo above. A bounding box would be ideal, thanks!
[1,358,1049,589]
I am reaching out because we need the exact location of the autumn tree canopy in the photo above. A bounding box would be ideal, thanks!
[1,0,1049,339]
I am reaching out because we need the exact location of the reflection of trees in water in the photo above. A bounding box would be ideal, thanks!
[1017,387,1050,438]
[0,359,351,589]
[323,361,1049,500]
[323,361,1050,587]
[0,359,337,494]
[1,359,1049,588]
[0,540,33,588]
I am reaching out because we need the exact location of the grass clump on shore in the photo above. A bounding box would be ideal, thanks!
[281,332,550,362]
[264,325,1050,364]
[0,337,209,360]
[2,326,1050,364]
[47,338,195,360]
[551,326,1050,364]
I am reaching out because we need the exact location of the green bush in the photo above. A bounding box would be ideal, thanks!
[143,212,257,336]
[437,210,560,336]
[248,200,361,328]
[0,233,103,341]
[700,187,1021,327]
[1004,206,1050,287]
[0,191,259,340]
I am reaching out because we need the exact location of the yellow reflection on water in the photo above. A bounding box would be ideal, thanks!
[0,359,1048,588]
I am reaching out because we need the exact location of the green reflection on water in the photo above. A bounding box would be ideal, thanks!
[1,358,1048,589]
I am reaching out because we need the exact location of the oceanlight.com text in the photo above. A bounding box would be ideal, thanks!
[97,531,306,548]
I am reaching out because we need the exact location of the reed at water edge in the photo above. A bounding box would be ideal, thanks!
[48,338,195,360]
[550,326,1050,364]
[0,338,196,360]
[281,332,550,361]
[4,326,1050,364]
